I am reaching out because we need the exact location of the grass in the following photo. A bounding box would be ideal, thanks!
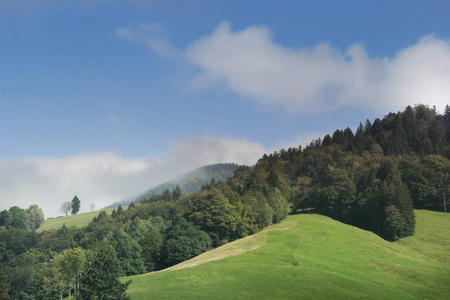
[124,211,450,299]
[397,210,450,263]
[37,208,118,232]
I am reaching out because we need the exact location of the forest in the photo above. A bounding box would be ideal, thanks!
[0,104,449,299]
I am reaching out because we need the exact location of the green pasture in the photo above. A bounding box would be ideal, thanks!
[125,212,450,299]
[37,208,118,232]
[397,210,450,263]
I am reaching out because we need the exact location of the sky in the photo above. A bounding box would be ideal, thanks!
[1,0,450,218]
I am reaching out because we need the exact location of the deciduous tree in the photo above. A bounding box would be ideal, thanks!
[60,202,71,217]
[60,248,85,299]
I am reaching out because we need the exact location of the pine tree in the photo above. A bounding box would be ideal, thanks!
[71,196,80,215]
[429,116,446,153]
[79,243,131,300]
[444,105,450,141]
[172,185,183,201]
[162,188,173,202]
[381,165,415,239]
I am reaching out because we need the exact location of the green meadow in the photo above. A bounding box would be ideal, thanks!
[37,208,118,232]
[397,210,450,263]
[125,211,450,299]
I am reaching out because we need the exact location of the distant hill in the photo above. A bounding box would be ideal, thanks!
[124,211,450,299]
[36,208,119,233]
[106,163,240,209]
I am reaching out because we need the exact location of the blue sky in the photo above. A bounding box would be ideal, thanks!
[1,0,450,217]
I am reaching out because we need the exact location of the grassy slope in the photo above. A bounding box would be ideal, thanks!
[125,212,449,299]
[36,208,117,232]
[397,210,450,263]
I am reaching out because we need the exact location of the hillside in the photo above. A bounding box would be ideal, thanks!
[1,105,449,299]
[106,163,240,208]
[397,210,450,263]
[36,207,119,233]
[125,211,450,299]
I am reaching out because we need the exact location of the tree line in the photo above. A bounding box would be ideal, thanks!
[0,205,44,231]
[281,104,449,239]
[0,104,448,299]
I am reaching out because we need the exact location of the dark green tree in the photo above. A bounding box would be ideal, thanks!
[322,134,333,147]
[7,206,31,230]
[319,166,356,223]
[117,205,123,216]
[162,188,173,202]
[172,185,183,201]
[139,229,163,271]
[71,196,81,215]
[354,122,366,154]
[332,129,344,145]
[189,189,240,246]
[343,127,355,151]
[398,156,429,209]
[382,179,415,239]
[429,116,446,153]
[79,243,131,300]
[40,224,74,253]
[383,205,404,240]
[161,220,212,268]
[110,230,146,276]
[421,155,450,210]
[390,114,411,155]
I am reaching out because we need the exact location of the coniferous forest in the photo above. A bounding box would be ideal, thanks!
[0,104,449,299]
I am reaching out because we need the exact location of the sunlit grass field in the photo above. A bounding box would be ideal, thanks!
[124,211,450,299]
[397,210,450,263]
[37,208,118,232]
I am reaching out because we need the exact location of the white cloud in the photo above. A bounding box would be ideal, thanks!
[117,23,176,58]
[0,137,266,218]
[185,22,450,113]
[166,137,267,167]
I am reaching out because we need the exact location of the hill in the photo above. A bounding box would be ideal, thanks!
[106,163,240,208]
[2,104,449,299]
[124,211,450,299]
[36,207,119,233]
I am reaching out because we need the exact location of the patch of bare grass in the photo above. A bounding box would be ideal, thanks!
[161,221,297,272]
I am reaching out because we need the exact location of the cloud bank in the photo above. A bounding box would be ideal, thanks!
[183,23,450,113]
[0,137,266,218]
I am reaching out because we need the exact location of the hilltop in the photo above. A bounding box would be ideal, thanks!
[125,211,450,299]
[106,163,240,208]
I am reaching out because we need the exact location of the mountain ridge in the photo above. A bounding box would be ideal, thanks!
[106,163,240,208]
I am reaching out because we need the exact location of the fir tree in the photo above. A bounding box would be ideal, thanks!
[71,196,80,215]
[79,243,131,300]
